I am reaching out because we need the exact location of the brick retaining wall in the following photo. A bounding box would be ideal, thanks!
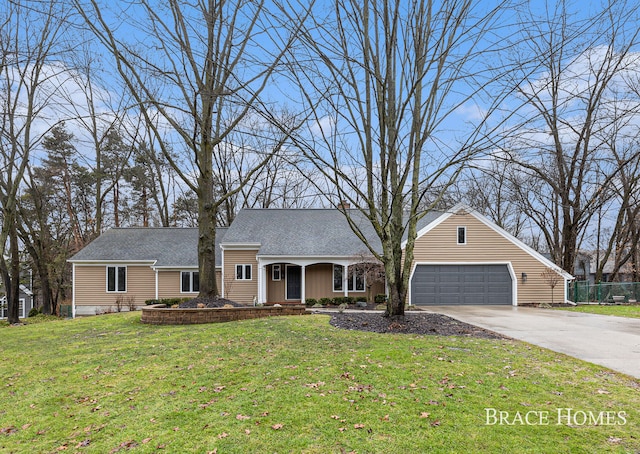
[141,304,308,325]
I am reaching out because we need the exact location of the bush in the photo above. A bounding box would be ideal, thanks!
[305,298,318,307]
[374,294,387,304]
[356,296,368,303]
[28,307,41,317]
[332,296,345,306]
[319,297,332,306]
[144,297,191,306]
[344,296,355,304]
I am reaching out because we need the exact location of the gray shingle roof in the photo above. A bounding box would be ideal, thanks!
[69,227,227,267]
[68,209,445,265]
[221,209,443,257]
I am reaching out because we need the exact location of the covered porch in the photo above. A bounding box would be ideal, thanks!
[256,257,385,305]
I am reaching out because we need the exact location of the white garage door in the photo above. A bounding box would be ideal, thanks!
[411,264,512,305]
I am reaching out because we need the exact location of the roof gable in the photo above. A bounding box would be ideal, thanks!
[414,203,573,279]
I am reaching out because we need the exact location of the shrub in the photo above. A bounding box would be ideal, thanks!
[28,307,41,317]
[374,294,387,304]
[356,296,367,303]
[126,296,137,311]
[344,296,355,304]
[332,296,344,306]
[319,297,332,306]
[114,295,124,312]
[305,298,318,307]
[144,297,191,306]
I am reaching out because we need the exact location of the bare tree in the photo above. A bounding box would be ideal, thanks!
[0,0,68,323]
[499,0,640,274]
[454,159,529,238]
[541,268,561,305]
[75,0,308,297]
[591,140,640,282]
[59,41,137,235]
[279,0,514,316]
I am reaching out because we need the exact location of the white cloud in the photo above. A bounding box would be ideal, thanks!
[309,115,336,138]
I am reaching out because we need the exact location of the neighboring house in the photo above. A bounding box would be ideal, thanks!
[69,204,573,316]
[574,250,636,283]
[68,228,226,317]
[0,284,35,320]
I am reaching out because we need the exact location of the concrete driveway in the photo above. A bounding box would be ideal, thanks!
[418,305,640,379]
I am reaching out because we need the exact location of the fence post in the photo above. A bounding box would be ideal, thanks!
[597,282,602,303]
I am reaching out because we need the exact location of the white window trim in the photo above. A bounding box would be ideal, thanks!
[333,264,343,292]
[236,264,252,281]
[180,271,199,293]
[272,264,281,281]
[347,266,366,292]
[0,298,26,319]
[333,264,366,293]
[106,265,127,293]
[457,226,467,245]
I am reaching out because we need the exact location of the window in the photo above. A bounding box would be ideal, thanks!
[236,264,252,280]
[333,264,343,291]
[334,265,365,292]
[107,266,126,292]
[181,271,199,293]
[348,266,366,292]
[457,226,466,245]
[272,264,281,281]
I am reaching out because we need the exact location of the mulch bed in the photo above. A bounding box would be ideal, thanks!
[325,311,507,339]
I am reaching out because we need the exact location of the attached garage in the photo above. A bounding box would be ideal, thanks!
[410,264,513,306]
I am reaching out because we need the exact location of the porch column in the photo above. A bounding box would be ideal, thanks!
[301,265,306,304]
[259,263,267,305]
[343,264,348,297]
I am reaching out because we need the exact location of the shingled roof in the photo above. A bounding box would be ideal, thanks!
[221,209,442,257]
[69,227,227,267]
[69,209,445,264]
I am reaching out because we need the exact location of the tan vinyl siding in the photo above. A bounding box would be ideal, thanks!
[411,212,566,304]
[156,270,220,298]
[267,264,286,302]
[158,270,179,298]
[74,264,156,310]
[223,249,259,304]
[305,264,333,300]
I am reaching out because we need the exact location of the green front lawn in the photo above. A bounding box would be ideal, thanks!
[557,305,640,319]
[1,313,638,453]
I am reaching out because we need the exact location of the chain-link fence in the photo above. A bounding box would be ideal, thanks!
[569,281,640,304]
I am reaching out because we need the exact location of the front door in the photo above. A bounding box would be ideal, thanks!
[286,265,301,300]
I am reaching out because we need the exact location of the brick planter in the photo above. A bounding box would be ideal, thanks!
[141,304,307,325]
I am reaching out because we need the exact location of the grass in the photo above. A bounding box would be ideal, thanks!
[0,313,638,453]
[556,305,640,319]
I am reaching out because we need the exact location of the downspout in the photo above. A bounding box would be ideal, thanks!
[71,263,76,318]
[221,247,225,298]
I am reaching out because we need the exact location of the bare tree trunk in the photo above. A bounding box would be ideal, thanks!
[7,221,21,324]
[278,0,512,316]
[75,0,305,298]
